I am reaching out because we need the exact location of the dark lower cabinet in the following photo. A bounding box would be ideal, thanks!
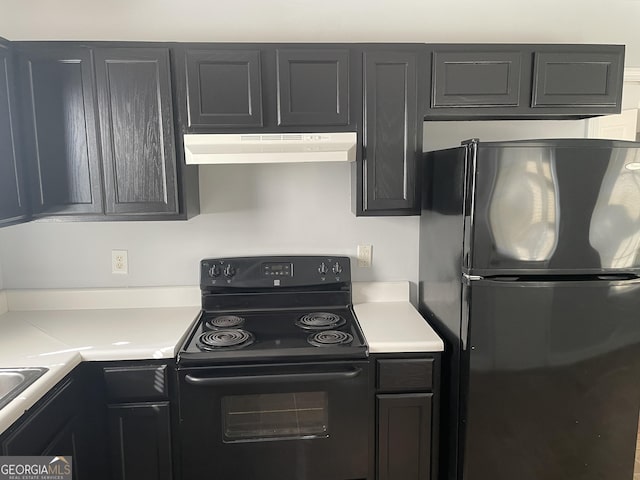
[108,403,173,480]
[103,362,174,480]
[1,377,81,455]
[359,49,424,215]
[0,39,29,227]
[374,354,440,480]
[0,366,107,480]
[377,393,433,480]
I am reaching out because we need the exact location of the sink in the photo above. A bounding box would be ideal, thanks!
[0,368,49,410]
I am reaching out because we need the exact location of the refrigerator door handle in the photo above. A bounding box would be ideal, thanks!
[462,273,484,285]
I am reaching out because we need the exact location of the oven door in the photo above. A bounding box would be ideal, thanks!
[178,361,370,480]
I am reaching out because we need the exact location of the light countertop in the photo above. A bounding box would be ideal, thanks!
[0,282,443,434]
[355,302,444,353]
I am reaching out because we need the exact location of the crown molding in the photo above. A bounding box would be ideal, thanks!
[625,67,640,83]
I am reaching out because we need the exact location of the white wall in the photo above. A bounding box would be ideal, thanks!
[0,163,420,290]
[423,119,588,151]
[1,2,638,297]
[0,0,639,66]
[0,119,589,295]
[622,83,640,110]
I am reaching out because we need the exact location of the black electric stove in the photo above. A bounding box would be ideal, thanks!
[177,255,368,366]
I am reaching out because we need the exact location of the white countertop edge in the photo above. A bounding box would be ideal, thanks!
[352,281,410,304]
[0,355,82,434]
[368,342,445,354]
[354,302,445,353]
[0,282,444,434]
[5,286,201,311]
[0,291,7,315]
[0,341,182,435]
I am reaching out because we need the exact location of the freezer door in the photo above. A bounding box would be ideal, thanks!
[461,277,640,480]
[469,141,640,274]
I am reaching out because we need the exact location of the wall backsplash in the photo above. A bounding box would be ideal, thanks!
[0,118,611,302]
[0,162,420,291]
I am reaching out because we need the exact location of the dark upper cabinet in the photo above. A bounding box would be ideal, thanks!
[425,44,625,119]
[0,367,108,480]
[14,43,198,221]
[178,45,354,132]
[19,46,103,216]
[359,49,423,215]
[184,49,263,128]
[94,48,178,215]
[532,50,624,108]
[0,40,29,226]
[431,51,522,108]
[276,48,350,126]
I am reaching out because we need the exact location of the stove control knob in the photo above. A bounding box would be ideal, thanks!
[223,264,236,278]
[208,265,221,278]
[332,262,343,274]
[318,263,328,275]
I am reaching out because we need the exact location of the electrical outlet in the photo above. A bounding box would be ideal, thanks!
[357,244,373,268]
[112,250,128,274]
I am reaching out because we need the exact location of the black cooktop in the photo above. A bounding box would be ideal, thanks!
[179,306,367,365]
[177,255,368,366]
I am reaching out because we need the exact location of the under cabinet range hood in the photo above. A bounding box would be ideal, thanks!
[183,132,357,165]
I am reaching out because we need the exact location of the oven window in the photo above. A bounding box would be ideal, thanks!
[222,392,328,441]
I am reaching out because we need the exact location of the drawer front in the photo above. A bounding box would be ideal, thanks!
[104,365,168,402]
[377,358,433,392]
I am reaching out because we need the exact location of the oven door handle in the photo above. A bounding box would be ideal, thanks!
[184,368,362,386]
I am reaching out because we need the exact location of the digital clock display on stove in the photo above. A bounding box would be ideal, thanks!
[262,262,293,277]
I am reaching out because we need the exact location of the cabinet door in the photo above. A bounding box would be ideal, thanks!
[2,378,81,455]
[532,50,624,108]
[362,51,420,214]
[185,49,263,128]
[108,402,172,480]
[41,415,83,480]
[432,51,522,107]
[276,48,349,126]
[94,48,178,215]
[377,393,433,480]
[0,41,29,226]
[19,46,103,216]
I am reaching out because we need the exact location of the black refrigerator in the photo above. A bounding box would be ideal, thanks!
[419,139,640,480]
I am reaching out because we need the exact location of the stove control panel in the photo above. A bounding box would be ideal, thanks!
[200,256,350,288]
